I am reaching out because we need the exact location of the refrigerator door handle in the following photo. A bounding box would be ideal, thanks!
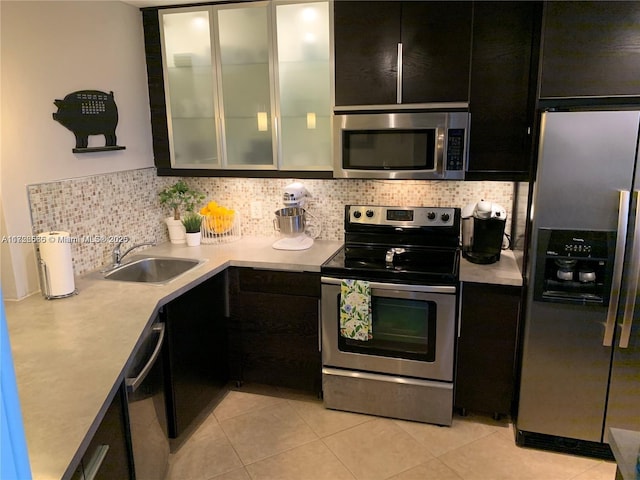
[604,190,630,346]
[619,190,640,348]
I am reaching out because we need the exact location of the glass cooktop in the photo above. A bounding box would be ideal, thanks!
[321,245,459,285]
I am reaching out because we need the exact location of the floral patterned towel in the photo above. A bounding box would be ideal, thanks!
[340,279,372,341]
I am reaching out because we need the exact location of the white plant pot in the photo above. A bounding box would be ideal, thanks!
[165,217,186,244]
[185,232,201,247]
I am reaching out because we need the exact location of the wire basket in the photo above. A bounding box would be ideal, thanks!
[201,211,241,244]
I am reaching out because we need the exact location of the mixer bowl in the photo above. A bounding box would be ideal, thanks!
[274,207,306,235]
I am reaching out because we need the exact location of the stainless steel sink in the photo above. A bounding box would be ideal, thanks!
[103,256,204,284]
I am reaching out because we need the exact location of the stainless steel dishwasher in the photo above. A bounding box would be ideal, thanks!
[125,317,169,479]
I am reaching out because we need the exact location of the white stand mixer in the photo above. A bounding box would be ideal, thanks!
[272,182,320,250]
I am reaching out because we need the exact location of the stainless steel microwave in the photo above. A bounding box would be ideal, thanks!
[333,111,469,180]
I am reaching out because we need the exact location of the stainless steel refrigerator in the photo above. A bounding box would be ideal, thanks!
[516,110,640,458]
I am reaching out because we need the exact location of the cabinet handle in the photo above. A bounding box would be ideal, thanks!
[318,299,322,352]
[125,323,165,393]
[457,283,463,339]
[397,43,403,104]
[619,191,640,348]
[83,444,109,480]
[604,190,630,346]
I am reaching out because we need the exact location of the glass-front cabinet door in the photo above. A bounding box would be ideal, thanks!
[275,2,331,170]
[216,4,276,169]
[158,1,331,172]
[160,9,220,168]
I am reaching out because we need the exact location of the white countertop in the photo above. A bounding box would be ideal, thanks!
[459,250,523,287]
[608,427,640,480]
[5,237,521,479]
[5,237,342,480]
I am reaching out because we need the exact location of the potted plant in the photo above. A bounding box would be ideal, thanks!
[182,213,203,246]
[159,180,204,244]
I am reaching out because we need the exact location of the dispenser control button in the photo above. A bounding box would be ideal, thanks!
[366,210,374,218]
[441,213,450,222]
[565,244,592,254]
[353,211,362,219]
[427,212,436,220]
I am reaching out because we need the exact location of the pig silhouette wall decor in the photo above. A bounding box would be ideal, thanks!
[53,90,126,153]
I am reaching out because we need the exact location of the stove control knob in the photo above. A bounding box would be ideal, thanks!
[441,213,450,222]
[366,210,374,218]
[353,210,362,219]
[427,211,436,220]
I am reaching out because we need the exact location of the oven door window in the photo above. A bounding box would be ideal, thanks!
[342,129,436,170]
[337,295,436,362]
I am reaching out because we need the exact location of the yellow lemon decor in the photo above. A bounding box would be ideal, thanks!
[200,201,236,234]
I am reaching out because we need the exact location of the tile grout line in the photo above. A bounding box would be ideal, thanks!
[217,395,322,471]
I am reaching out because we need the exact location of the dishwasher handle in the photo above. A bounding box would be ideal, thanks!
[126,323,165,393]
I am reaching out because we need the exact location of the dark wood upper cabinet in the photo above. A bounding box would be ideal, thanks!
[401,2,472,104]
[539,1,640,99]
[467,1,541,180]
[142,9,170,171]
[334,2,400,106]
[334,1,472,107]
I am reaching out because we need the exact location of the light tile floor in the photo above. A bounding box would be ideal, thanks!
[167,384,617,480]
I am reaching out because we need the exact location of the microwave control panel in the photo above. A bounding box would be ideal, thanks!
[446,129,465,171]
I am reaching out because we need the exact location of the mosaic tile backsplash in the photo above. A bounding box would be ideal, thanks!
[28,168,168,277]
[28,167,517,277]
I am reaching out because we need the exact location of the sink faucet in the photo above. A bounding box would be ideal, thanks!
[112,241,156,267]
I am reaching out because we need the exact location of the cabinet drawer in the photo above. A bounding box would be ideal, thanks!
[232,268,320,297]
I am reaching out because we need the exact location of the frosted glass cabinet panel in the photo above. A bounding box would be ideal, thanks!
[276,2,332,170]
[157,2,331,172]
[161,10,220,168]
[217,5,275,168]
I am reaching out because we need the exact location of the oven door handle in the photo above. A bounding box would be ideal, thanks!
[321,277,456,294]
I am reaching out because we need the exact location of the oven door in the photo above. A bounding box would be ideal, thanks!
[321,277,457,381]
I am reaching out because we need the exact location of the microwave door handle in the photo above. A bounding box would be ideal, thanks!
[604,190,630,347]
[436,126,445,177]
[397,43,403,104]
[619,190,640,348]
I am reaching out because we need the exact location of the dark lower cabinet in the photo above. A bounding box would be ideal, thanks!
[228,267,321,394]
[163,272,229,447]
[456,282,522,418]
[540,1,640,99]
[71,384,132,480]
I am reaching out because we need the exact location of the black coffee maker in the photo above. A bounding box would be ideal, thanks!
[462,200,507,264]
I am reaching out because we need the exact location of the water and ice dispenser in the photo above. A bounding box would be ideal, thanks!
[533,229,616,305]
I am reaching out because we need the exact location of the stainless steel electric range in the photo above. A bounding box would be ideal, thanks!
[320,205,461,426]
